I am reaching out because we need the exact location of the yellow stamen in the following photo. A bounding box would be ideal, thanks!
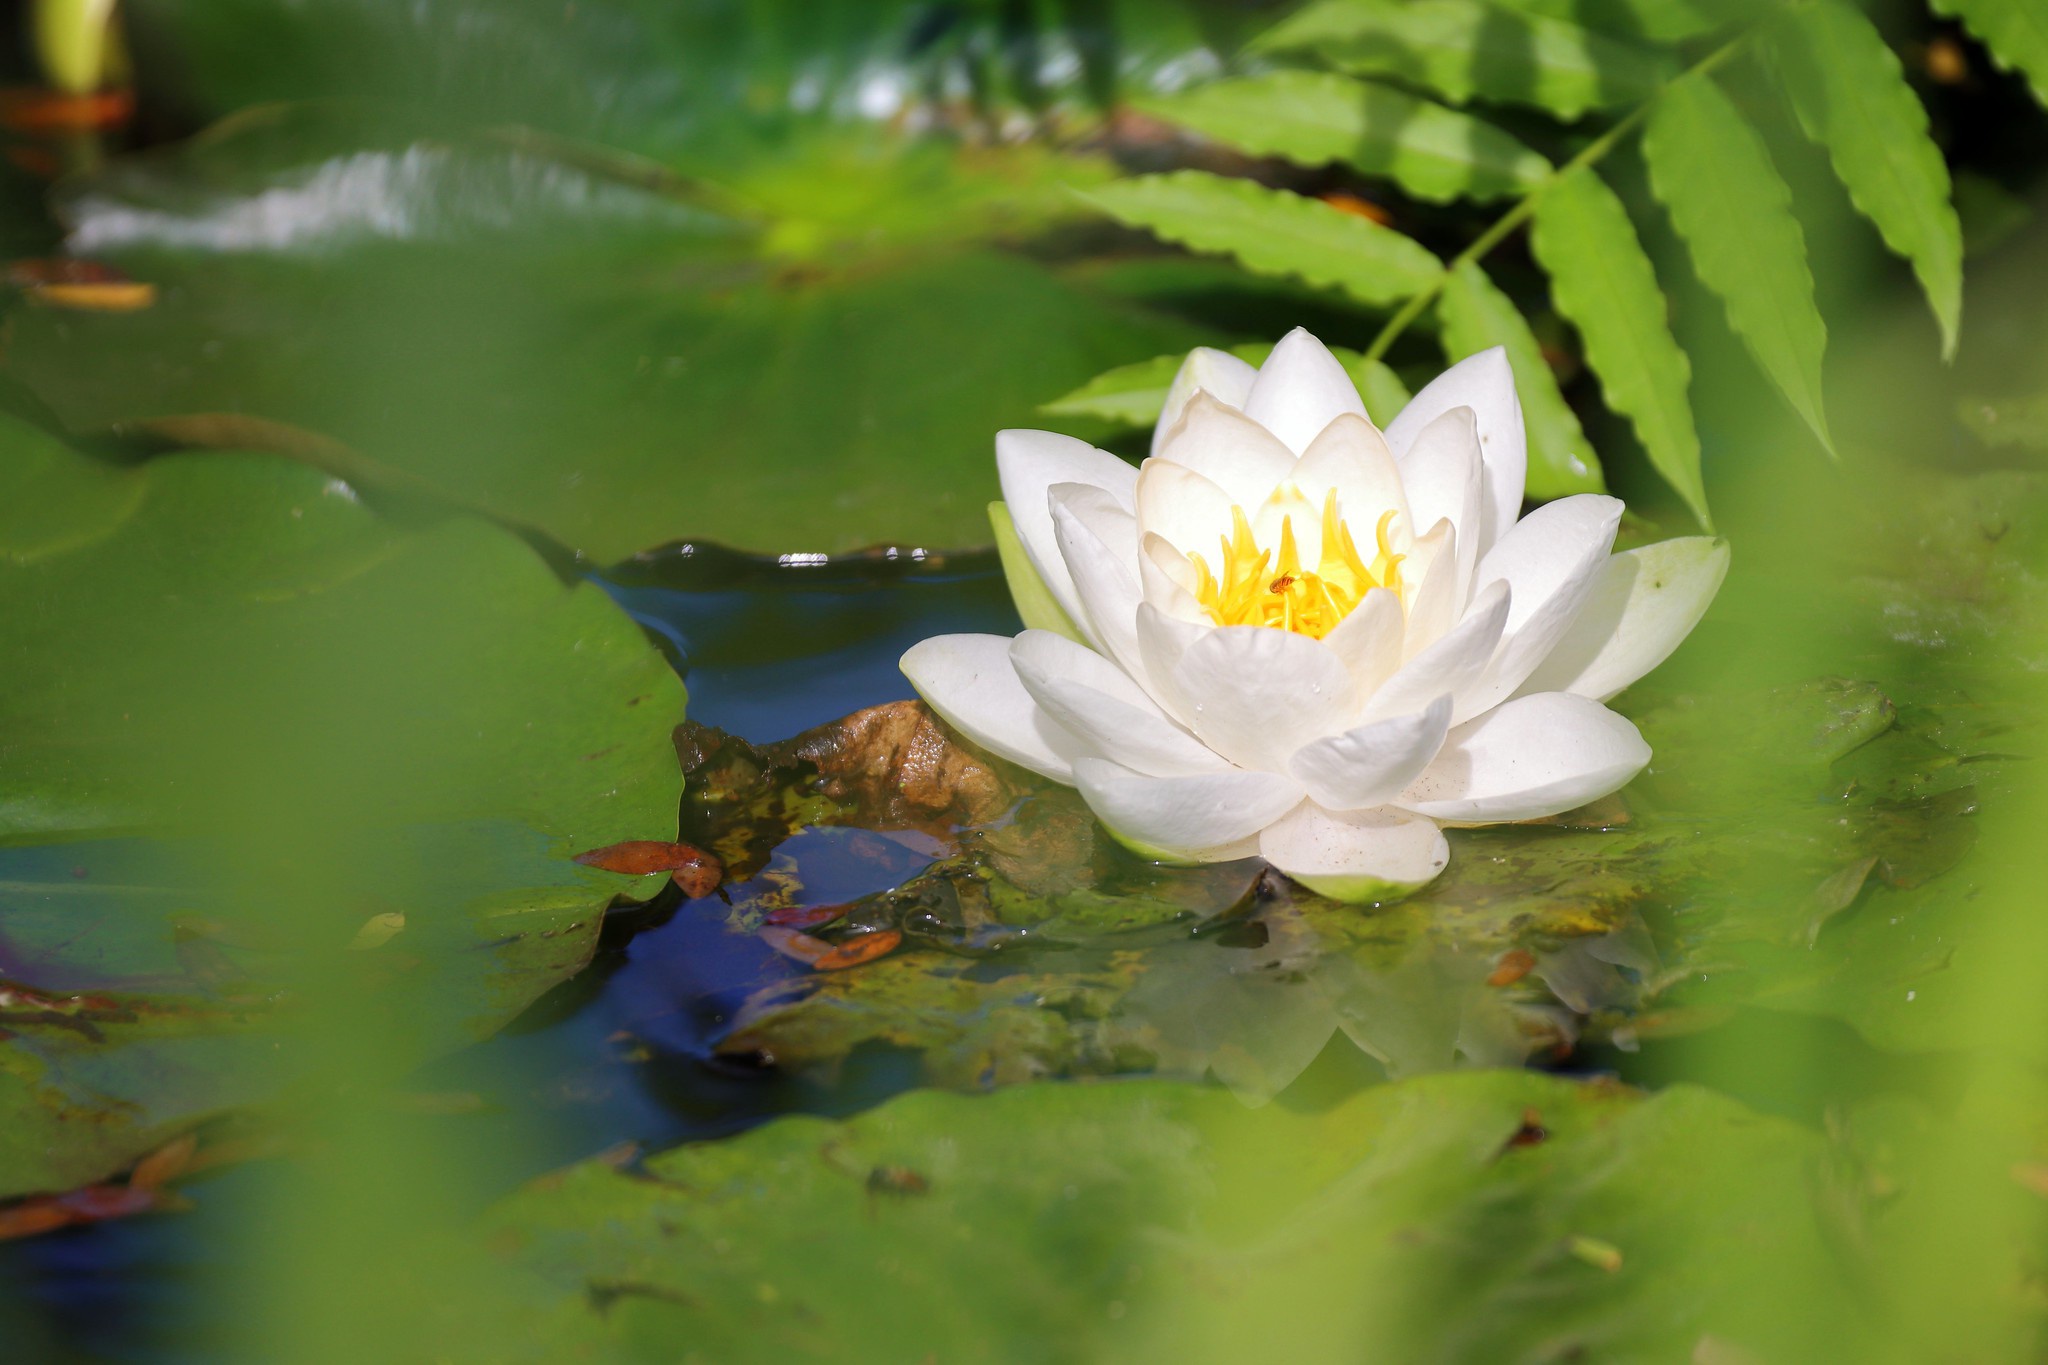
[1186,491,1404,640]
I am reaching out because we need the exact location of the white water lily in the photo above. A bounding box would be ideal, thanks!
[901,330,1728,901]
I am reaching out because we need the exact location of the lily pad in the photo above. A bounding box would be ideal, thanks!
[0,420,686,1196]
[457,1070,1883,1362]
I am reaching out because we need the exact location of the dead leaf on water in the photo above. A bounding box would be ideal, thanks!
[572,839,722,897]
[812,930,902,971]
[348,911,407,950]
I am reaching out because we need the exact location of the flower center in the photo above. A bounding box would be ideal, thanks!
[1187,490,1403,640]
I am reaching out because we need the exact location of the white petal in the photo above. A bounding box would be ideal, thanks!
[1171,626,1356,772]
[997,429,1137,640]
[1386,346,1526,556]
[1251,478,1324,569]
[1137,534,1212,631]
[1156,392,1299,510]
[1152,347,1259,458]
[1394,407,1483,600]
[1289,412,1410,531]
[1319,586,1404,699]
[1050,487,1146,678]
[1135,601,1209,724]
[1364,579,1510,724]
[1011,630,1227,779]
[1398,519,1460,659]
[1515,536,1730,702]
[1259,802,1449,902]
[900,634,1086,783]
[1241,328,1369,455]
[989,500,1085,644]
[1074,758,1304,863]
[1135,459,1236,562]
[1396,691,1650,823]
[1288,695,1453,812]
[1461,494,1623,718]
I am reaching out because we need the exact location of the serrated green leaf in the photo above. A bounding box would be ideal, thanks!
[1769,0,1963,358]
[1253,0,1675,119]
[1080,171,1443,306]
[1133,71,1550,203]
[1436,259,1603,499]
[1645,71,1831,451]
[1931,0,2048,108]
[1043,343,1412,431]
[1485,0,1745,43]
[1531,166,1709,528]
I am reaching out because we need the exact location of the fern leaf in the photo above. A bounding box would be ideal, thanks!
[1080,172,1443,307]
[1645,72,1831,450]
[1531,167,1709,528]
[1254,0,1676,119]
[1133,71,1550,204]
[1930,0,2048,108]
[1769,0,1963,358]
[1436,259,1604,499]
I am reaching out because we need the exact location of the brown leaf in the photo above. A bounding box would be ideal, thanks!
[0,87,134,133]
[758,926,834,965]
[128,1134,199,1191]
[573,839,723,897]
[767,701,1022,834]
[1486,949,1537,987]
[763,903,848,930]
[0,1184,161,1241]
[811,929,903,972]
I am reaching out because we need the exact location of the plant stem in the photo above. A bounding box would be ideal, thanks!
[1360,35,1751,366]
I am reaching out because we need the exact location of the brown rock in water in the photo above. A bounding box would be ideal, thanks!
[766,701,1022,833]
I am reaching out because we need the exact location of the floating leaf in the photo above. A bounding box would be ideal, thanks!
[456,1072,1882,1361]
[1081,171,1444,307]
[1435,257,1603,498]
[1254,0,1677,118]
[1769,0,1963,358]
[0,423,685,1196]
[1645,71,1831,451]
[1531,166,1709,527]
[1930,0,2048,109]
[5,114,1206,560]
[1133,70,1550,203]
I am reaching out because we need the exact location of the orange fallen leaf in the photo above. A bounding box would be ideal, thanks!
[758,925,834,965]
[129,1133,199,1191]
[0,1184,161,1241]
[1487,948,1537,987]
[763,903,847,930]
[812,929,902,972]
[572,840,722,897]
[30,280,156,311]
[0,86,134,133]
[1320,192,1392,226]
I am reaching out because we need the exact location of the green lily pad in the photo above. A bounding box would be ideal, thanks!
[454,1071,1883,1362]
[6,114,1204,560]
[0,421,686,1196]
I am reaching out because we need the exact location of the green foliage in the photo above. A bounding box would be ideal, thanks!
[1081,171,1446,306]
[1254,0,1677,117]
[1064,0,1982,529]
[1931,0,2048,108]
[1132,70,1552,203]
[1767,0,1964,358]
[1531,167,1708,527]
[1644,71,1832,450]
[459,1072,1881,1362]
[0,420,686,1195]
[1044,340,1410,430]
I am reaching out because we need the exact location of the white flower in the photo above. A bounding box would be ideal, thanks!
[901,330,1728,902]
